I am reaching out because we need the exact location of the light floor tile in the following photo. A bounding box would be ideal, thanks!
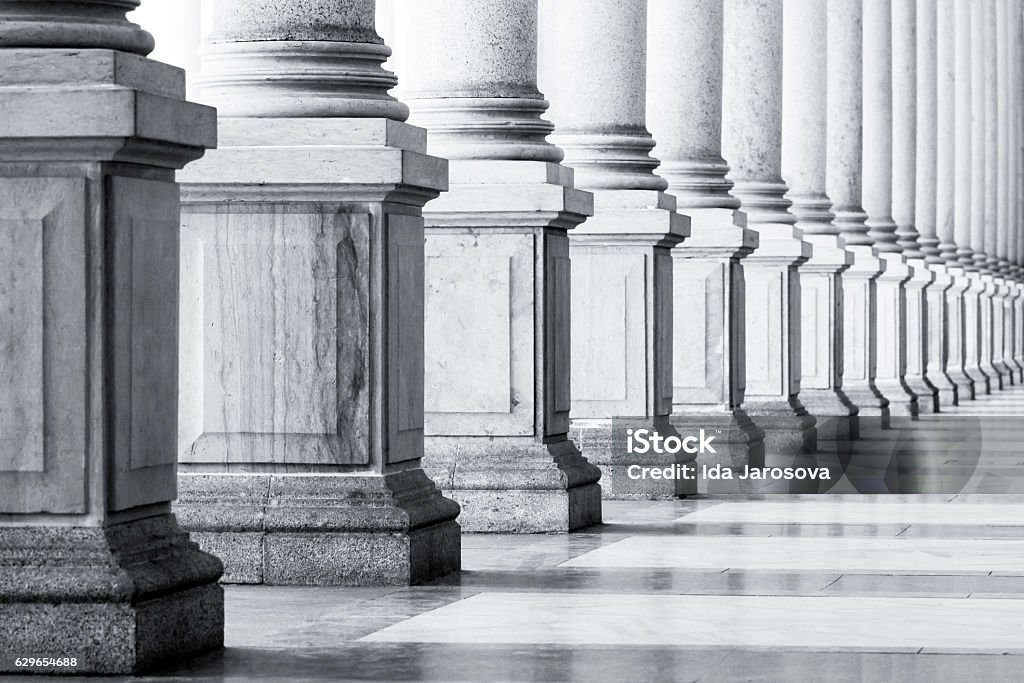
[360,592,1024,651]
[676,500,1024,525]
[559,535,1024,574]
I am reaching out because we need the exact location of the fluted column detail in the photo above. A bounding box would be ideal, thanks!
[537,0,687,498]
[784,0,857,440]
[723,0,816,457]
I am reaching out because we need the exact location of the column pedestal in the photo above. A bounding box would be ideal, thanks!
[670,210,765,487]
[875,254,919,415]
[0,48,223,673]
[421,160,602,532]
[925,264,961,406]
[905,258,939,412]
[1001,277,1023,382]
[743,225,817,458]
[842,246,890,417]
[569,191,687,500]
[979,274,1005,389]
[946,267,978,400]
[799,234,858,440]
[175,118,460,584]
[1011,279,1024,382]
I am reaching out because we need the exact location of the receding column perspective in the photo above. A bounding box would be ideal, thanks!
[864,0,919,416]
[0,0,223,674]
[647,0,765,482]
[783,0,856,440]
[389,0,602,531]
[829,0,890,419]
[173,0,461,585]
[538,0,688,498]
[894,0,939,414]
[722,0,816,458]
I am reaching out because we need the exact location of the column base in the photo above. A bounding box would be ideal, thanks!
[843,383,891,420]
[175,469,461,586]
[424,438,602,533]
[800,389,860,441]
[744,402,817,458]
[669,411,766,493]
[0,515,223,675]
[875,380,919,417]
[572,417,683,500]
[905,375,940,414]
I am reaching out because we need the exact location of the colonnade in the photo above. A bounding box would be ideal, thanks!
[3,0,1024,673]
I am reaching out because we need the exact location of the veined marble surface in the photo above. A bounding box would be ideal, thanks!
[361,592,1024,651]
[676,500,1024,525]
[559,535,1024,573]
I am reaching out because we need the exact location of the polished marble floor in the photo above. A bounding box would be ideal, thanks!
[27,387,1024,682]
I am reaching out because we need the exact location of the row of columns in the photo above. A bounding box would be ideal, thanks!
[4,0,1024,672]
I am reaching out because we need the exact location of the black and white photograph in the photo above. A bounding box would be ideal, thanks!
[3,0,1024,681]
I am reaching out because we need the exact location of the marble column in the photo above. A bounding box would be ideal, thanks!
[894,0,939,414]
[995,0,1019,384]
[918,0,959,406]
[0,0,223,673]
[390,0,602,532]
[1009,0,1024,380]
[647,0,765,482]
[722,0,815,457]
[864,0,919,415]
[829,0,890,419]
[980,0,1011,388]
[174,0,461,584]
[937,0,976,400]
[962,0,995,394]
[537,0,687,499]
[783,0,857,440]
